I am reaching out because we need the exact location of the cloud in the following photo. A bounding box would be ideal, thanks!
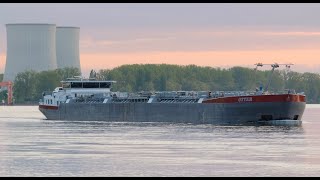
[2,4,320,75]
[81,36,176,48]
[259,31,320,36]
[79,49,320,75]
[78,28,320,54]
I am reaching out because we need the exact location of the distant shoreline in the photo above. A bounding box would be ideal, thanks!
[9,104,38,106]
[2,103,38,106]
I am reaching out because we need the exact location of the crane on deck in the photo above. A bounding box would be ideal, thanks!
[254,63,293,92]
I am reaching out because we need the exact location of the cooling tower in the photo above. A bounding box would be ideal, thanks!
[3,23,57,81]
[56,27,81,72]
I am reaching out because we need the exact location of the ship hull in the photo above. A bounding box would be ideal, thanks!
[39,101,306,126]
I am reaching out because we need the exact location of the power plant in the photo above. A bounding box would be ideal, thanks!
[2,23,81,82]
[3,24,57,81]
[56,27,81,71]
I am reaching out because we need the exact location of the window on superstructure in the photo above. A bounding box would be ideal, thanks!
[83,82,100,88]
[100,82,111,88]
[71,82,83,88]
[62,82,71,88]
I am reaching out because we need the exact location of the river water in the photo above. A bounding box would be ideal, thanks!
[0,105,319,177]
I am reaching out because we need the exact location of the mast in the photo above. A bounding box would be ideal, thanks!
[254,63,293,92]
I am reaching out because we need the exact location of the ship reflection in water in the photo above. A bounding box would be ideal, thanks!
[0,105,319,176]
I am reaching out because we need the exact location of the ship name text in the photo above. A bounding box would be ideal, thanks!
[238,97,253,102]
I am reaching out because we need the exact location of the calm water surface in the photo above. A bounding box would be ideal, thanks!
[0,105,319,177]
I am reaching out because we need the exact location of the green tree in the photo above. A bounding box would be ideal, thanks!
[55,67,81,81]
[10,64,320,104]
[13,70,38,103]
[0,90,7,104]
[230,66,256,91]
[13,68,81,103]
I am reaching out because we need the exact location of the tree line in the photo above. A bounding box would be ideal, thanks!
[0,64,320,104]
[0,68,80,104]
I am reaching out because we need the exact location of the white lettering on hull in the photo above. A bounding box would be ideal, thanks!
[238,97,253,102]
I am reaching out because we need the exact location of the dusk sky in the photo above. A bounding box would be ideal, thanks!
[1,3,320,76]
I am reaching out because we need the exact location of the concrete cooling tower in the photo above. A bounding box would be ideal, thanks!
[56,27,81,72]
[3,23,57,81]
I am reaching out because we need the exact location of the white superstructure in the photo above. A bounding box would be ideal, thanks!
[40,77,116,107]
[3,23,58,81]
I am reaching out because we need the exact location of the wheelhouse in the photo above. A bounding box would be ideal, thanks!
[61,81,115,89]
[61,77,116,89]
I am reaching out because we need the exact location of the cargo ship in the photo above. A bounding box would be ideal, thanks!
[39,63,306,126]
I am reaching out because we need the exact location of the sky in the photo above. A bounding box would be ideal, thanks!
[1,3,320,76]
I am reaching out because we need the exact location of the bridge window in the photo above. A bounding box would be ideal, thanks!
[71,82,83,88]
[100,82,111,88]
[66,81,112,88]
[62,82,71,88]
[83,82,100,88]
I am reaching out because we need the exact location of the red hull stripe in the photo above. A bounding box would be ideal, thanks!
[202,94,305,104]
[39,105,58,110]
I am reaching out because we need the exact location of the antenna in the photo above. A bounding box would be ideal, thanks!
[252,62,264,90]
[254,62,263,71]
